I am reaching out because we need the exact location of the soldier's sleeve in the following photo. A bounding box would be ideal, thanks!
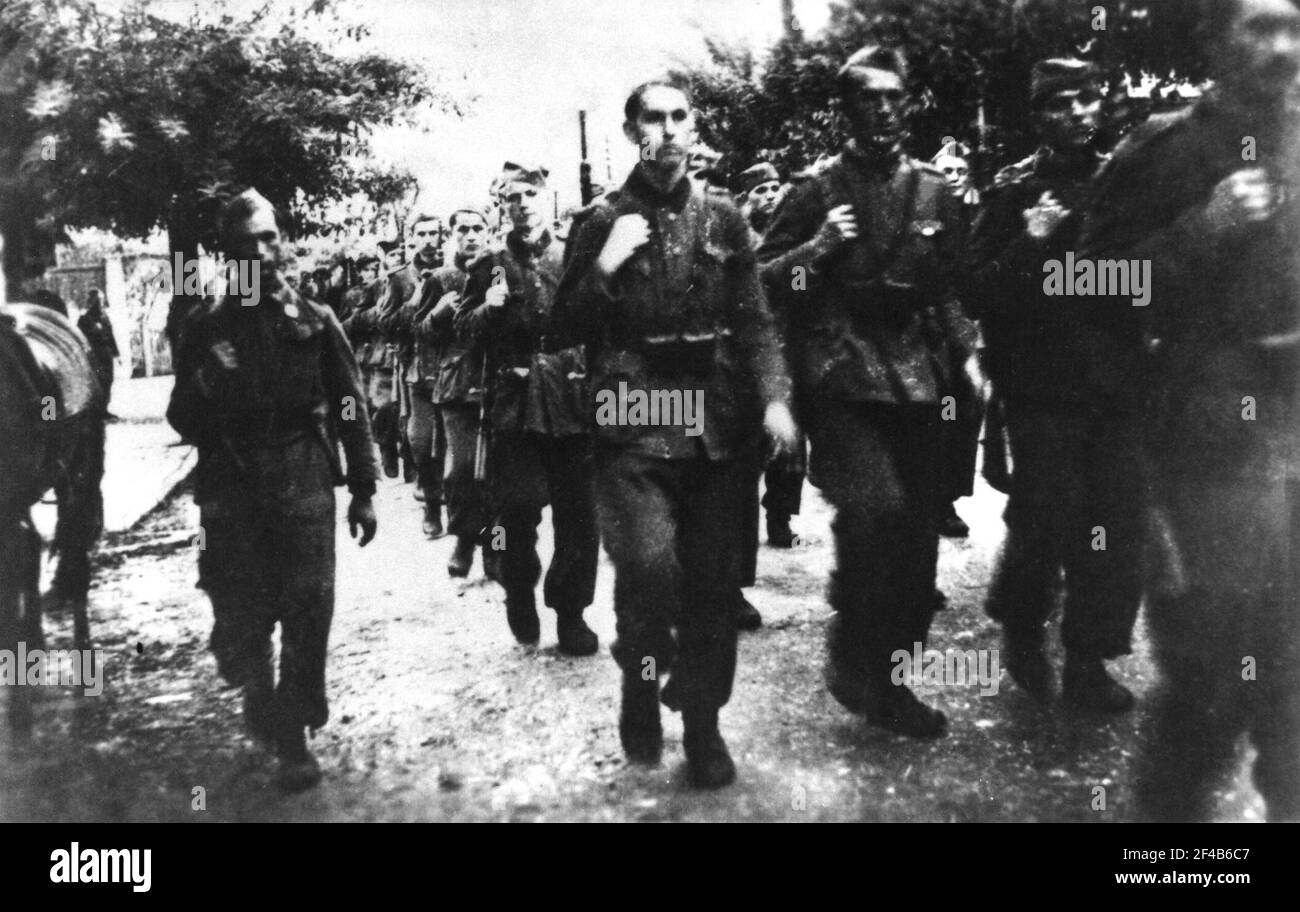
[374,277,406,337]
[962,180,1045,322]
[755,178,836,302]
[164,300,217,443]
[1079,112,1220,308]
[320,308,380,498]
[453,253,508,339]
[553,205,618,350]
[723,205,793,411]
[931,183,978,359]
[414,273,454,342]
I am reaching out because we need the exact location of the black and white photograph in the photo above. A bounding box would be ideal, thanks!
[1,0,1297,851]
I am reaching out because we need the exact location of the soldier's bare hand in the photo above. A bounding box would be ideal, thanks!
[817,204,859,245]
[596,214,651,276]
[1205,168,1280,231]
[484,282,509,309]
[763,401,799,454]
[348,495,377,547]
[1023,192,1071,240]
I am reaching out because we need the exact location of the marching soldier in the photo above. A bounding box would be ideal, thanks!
[348,239,404,477]
[557,80,796,787]
[757,45,975,738]
[736,162,806,553]
[464,161,600,654]
[385,214,448,533]
[166,189,378,791]
[931,139,982,539]
[1081,0,1300,821]
[968,59,1144,713]
[77,289,120,413]
[411,209,493,577]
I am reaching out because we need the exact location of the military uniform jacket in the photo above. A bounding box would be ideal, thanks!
[412,259,485,406]
[556,166,792,461]
[757,146,973,406]
[167,283,380,501]
[967,148,1145,406]
[1080,89,1300,464]
[77,310,119,363]
[463,228,589,437]
[379,257,439,380]
[341,278,388,369]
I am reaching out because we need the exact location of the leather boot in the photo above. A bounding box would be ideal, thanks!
[380,444,399,479]
[683,706,736,789]
[619,672,662,765]
[864,683,947,738]
[556,605,598,656]
[275,721,322,792]
[1005,628,1055,699]
[1063,656,1135,713]
[422,500,444,539]
[734,592,762,631]
[766,513,796,548]
[505,589,540,645]
[448,536,475,578]
[242,667,276,747]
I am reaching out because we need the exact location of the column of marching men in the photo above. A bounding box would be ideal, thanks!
[167,0,1300,819]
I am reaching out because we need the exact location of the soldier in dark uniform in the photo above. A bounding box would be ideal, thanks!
[385,214,448,534]
[463,161,600,654]
[166,189,379,791]
[1081,0,1300,820]
[337,253,378,325]
[931,139,983,539]
[557,80,797,787]
[737,162,807,553]
[347,239,403,477]
[77,289,120,411]
[967,59,1145,713]
[411,209,493,577]
[757,46,974,738]
[382,221,442,486]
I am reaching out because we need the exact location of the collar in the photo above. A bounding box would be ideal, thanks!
[1031,145,1104,180]
[625,165,693,212]
[843,139,902,177]
[507,227,554,259]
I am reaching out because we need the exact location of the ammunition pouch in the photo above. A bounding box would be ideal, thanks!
[638,329,731,376]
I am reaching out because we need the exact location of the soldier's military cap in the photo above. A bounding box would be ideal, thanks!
[377,239,402,254]
[1030,58,1099,106]
[735,162,780,195]
[500,160,550,189]
[838,44,908,90]
[932,136,972,163]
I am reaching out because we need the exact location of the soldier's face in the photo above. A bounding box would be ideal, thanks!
[453,216,488,257]
[411,219,441,260]
[1219,0,1300,100]
[361,263,379,284]
[230,207,284,286]
[505,185,542,232]
[934,154,971,194]
[625,86,696,172]
[843,70,906,154]
[384,249,404,271]
[747,180,783,216]
[1037,85,1103,152]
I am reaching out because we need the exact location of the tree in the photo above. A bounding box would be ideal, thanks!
[1,0,455,297]
[675,0,1214,185]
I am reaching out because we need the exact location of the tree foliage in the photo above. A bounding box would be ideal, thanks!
[675,0,1215,185]
[1,0,452,290]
